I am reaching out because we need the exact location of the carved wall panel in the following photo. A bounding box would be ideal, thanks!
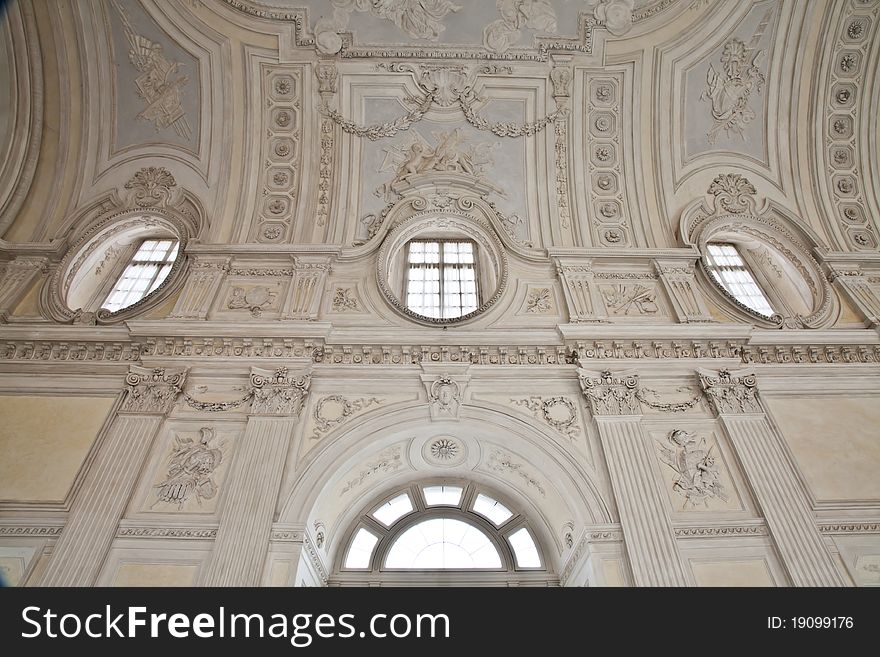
[249,65,304,243]
[105,0,201,155]
[649,428,744,513]
[129,424,239,516]
[817,0,880,250]
[576,69,637,247]
[683,1,777,164]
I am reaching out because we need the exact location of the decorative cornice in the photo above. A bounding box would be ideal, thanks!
[674,523,769,538]
[818,522,880,535]
[560,524,625,582]
[116,526,218,540]
[0,336,878,367]
[0,524,63,537]
[270,527,304,542]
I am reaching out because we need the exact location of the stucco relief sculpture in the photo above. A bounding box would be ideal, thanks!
[123,166,179,209]
[122,366,187,414]
[340,446,404,496]
[250,366,312,417]
[321,63,564,141]
[375,128,498,200]
[310,395,382,440]
[487,449,546,497]
[484,0,558,54]
[331,287,360,312]
[525,288,553,314]
[112,0,192,139]
[587,0,635,37]
[153,427,223,510]
[227,286,277,318]
[701,14,771,145]
[428,375,462,419]
[698,368,762,415]
[314,0,461,54]
[657,429,729,509]
[578,369,641,416]
[600,284,659,315]
[511,396,580,439]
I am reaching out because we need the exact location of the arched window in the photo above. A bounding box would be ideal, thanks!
[334,482,548,585]
[44,210,189,324]
[682,179,838,329]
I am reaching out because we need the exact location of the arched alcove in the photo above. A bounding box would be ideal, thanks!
[277,402,612,586]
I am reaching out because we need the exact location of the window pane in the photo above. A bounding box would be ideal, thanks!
[405,239,480,319]
[472,494,513,526]
[344,528,379,569]
[705,242,774,317]
[423,485,463,507]
[508,527,541,568]
[384,518,501,569]
[371,493,414,527]
[103,239,179,312]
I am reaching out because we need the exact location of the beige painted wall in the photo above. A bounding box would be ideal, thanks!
[0,395,114,502]
[113,563,198,587]
[766,395,880,502]
[691,560,774,586]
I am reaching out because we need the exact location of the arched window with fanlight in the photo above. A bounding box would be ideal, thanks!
[334,481,552,586]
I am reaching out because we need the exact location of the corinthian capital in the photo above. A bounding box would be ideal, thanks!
[578,369,641,416]
[697,368,762,415]
[249,366,311,417]
[121,366,188,414]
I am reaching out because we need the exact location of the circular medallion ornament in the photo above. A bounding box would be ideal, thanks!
[422,436,467,467]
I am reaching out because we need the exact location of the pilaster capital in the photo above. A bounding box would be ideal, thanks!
[121,365,188,415]
[249,366,311,417]
[697,367,762,415]
[577,368,641,416]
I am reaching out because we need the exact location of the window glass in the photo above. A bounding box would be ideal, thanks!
[472,493,513,526]
[705,243,774,317]
[405,240,479,319]
[422,485,463,507]
[508,527,541,568]
[103,239,178,312]
[384,518,501,569]
[344,528,380,569]
[371,493,414,527]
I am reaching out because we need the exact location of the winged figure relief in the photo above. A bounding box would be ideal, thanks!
[374,128,499,200]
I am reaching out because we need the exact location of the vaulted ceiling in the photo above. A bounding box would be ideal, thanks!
[1,0,878,256]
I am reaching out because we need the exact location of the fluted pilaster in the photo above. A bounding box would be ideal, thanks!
[39,366,186,585]
[580,369,690,586]
[699,368,846,586]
